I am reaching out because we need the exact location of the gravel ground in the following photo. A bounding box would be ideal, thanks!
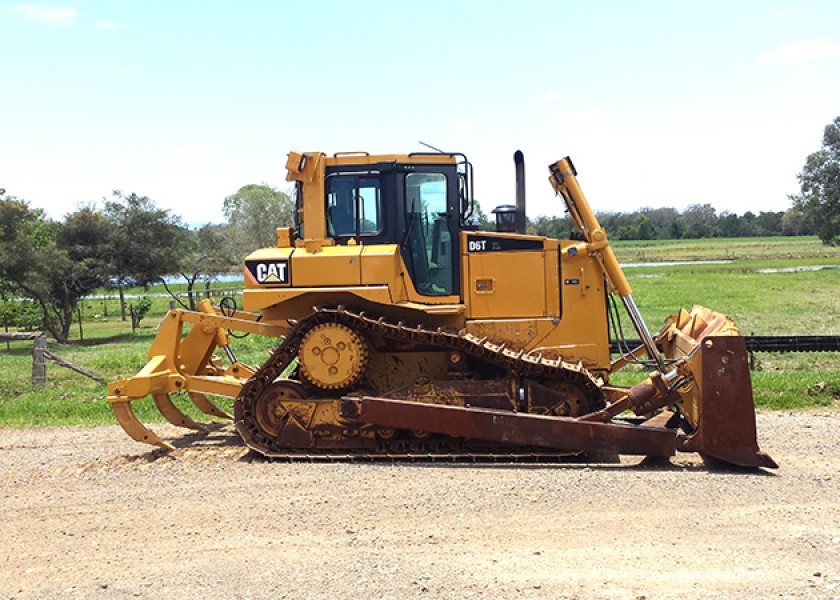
[1,411,838,600]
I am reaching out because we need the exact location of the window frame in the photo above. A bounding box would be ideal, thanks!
[324,171,385,239]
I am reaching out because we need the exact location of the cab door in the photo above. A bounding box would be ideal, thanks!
[398,165,461,297]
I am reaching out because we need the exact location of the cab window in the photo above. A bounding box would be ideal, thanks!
[326,175,382,237]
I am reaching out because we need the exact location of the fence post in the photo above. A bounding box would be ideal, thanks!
[32,334,47,386]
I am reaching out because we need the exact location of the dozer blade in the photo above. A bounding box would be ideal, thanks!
[662,306,777,469]
[111,400,175,451]
[676,335,777,468]
[187,391,233,420]
[153,393,208,432]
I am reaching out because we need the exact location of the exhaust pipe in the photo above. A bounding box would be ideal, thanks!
[514,150,526,234]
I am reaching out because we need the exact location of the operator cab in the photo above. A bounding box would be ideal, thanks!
[303,153,475,297]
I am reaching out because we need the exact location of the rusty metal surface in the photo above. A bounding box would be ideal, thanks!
[386,379,516,411]
[341,396,677,457]
[677,336,777,468]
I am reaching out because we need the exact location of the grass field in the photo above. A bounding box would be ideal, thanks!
[0,236,838,429]
[612,235,840,263]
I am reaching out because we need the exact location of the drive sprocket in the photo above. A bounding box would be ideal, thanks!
[298,322,368,390]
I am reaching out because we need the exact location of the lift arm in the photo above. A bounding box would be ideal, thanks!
[549,157,665,370]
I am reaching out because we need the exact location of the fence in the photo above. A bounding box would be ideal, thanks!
[0,332,103,386]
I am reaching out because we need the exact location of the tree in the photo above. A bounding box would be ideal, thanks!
[641,206,679,231]
[791,116,840,245]
[103,191,190,319]
[754,211,784,236]
[781,207,813,236]
[468,201,494,231]
[0,197,108,342]
[165,223,239,310]
[223,184,294,256]
[682,203,718,238]
[528,214,572,238]
[634,214,656,240]
[717,211,745,238]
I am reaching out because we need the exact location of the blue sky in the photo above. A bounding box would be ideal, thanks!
[2,1,839,225]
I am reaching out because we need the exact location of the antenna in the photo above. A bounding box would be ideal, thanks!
[418,141,446,153]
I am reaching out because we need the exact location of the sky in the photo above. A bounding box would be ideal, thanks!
[1,0,839,226]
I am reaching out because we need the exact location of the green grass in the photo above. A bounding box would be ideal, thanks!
[1,239,839,428]
[624,260,840,335]
[0,314,275,428]
[612,235,840,262]
[609,353,840,410]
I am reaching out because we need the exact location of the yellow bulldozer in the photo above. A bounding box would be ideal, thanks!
[108,149,776,468]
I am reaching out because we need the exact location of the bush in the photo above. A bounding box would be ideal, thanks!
[0,300,42,330]
[130,296,153,329]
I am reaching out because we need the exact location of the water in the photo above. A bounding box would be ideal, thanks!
[756,265,840,274]
[623,260,840,274]
[622,260,733,268]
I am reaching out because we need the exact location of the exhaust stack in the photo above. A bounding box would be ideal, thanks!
[514,150,526,234]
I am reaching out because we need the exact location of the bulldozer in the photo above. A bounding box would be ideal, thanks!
[107,149,776,468]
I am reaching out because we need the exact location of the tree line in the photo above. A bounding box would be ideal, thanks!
[0,185,293,342]
[521,203,812,241]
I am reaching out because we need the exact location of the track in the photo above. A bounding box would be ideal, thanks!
[235,306,605,458]
[237,452,587,463]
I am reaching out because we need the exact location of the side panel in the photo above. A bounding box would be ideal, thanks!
[460,232,611,370]
[292,245,362,287]
[558,240,609,362]
[360,244,407,302]
[466,251,547,318]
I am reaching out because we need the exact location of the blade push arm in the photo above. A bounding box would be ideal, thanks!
[549,157,665,370]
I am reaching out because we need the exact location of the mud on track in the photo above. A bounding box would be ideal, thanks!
[1,412,838,599]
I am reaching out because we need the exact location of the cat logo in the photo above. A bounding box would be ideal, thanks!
[246,260,290,285]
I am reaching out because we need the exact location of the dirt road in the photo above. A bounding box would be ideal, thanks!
[1,412,838,599]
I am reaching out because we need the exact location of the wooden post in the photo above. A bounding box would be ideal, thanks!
[77,307,84,343]
[32,334,47,386]
[43,349,104,382]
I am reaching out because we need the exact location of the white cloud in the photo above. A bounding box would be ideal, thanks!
[5,3,77,26]
[550,108,608,123]
[243,127,264,134]
[95,21,119,29]
[455,119,472,130]
[757,40,840,64]
[539,91,560,102]
[161,144,208,158]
